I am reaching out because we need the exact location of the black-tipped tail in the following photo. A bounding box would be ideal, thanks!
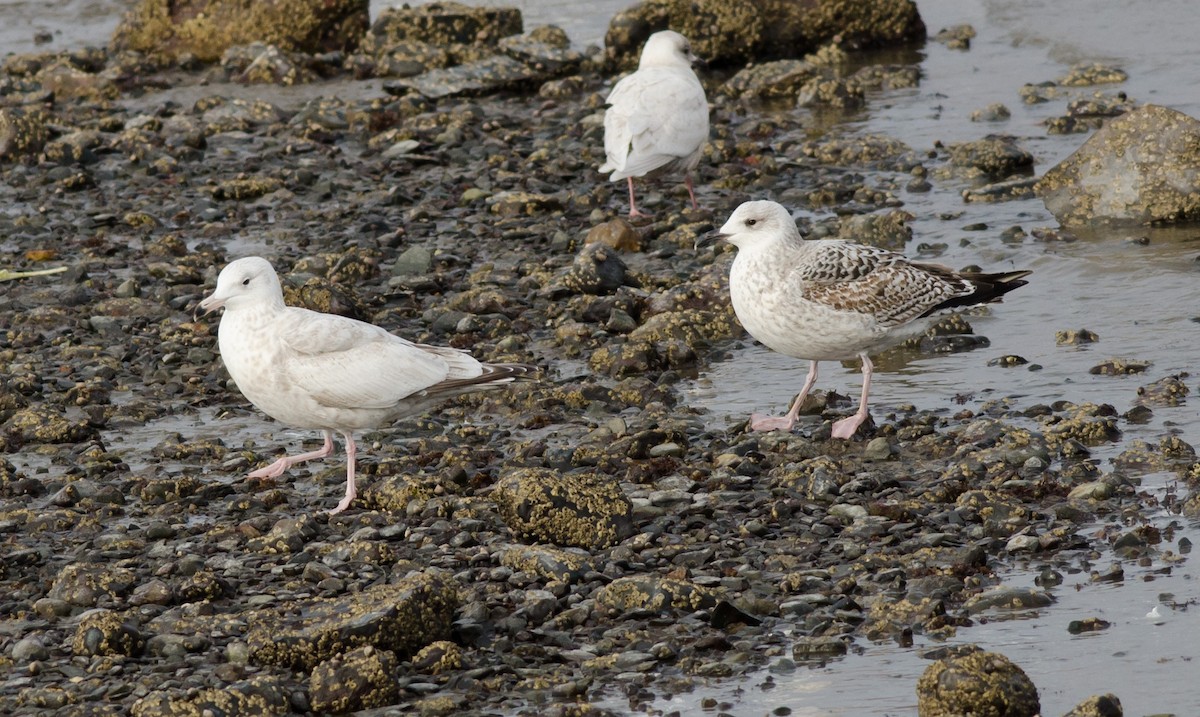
[921,269,1031,317]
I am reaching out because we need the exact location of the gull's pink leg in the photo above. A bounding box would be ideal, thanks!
[327,432,358,515]
[831,354,872,439]
[627,177,651,218]
[749,360,820,432]
[685,174,699,210]
[248,430,335,478]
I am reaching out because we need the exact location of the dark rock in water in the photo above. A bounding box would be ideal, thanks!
[131,676,290,717]
[1058,62,1128,87]
[606,0,924,69]
[797,77,864,109]
[801,133,917,169]
[961,176,1038,203]
[850,63,920,91]
[962,586,1054,614]
[1135,374,1190,407]
[792,636,850,662]
[491,467,635,549]
[916,648,1040,717]
[948,135,1035,179]
[309,645,400,713]
[0,458,35,498]
[836,210,913,251]
[1088,358,1150,376]
[111,0,369,64]
[1062,693,1123,717]
[1038,104,1200,226]
[246,572,458,670]
[1055,328,1099,345]
[933,24,976,49]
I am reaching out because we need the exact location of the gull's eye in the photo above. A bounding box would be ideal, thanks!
[242,278,251,286]
[745,218,757,227]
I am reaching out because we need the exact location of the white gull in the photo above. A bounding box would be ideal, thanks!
[714,200,1030,439]
[197,256,535,514]
[599,30,709,218]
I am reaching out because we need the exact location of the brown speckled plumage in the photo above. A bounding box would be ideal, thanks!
[716,200,1029,438]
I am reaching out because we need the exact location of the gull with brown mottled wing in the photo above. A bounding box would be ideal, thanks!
[713,200,1030,439]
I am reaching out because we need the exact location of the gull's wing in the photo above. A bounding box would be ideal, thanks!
[601,67,708,177]
[274,308,479,410]
[796,241,976,328]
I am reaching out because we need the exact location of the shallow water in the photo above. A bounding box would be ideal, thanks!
[7,0,1200,714]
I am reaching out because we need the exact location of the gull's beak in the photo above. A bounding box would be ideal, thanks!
[194,292,223,321]
[691,55,708,71]
[694,227,728,251]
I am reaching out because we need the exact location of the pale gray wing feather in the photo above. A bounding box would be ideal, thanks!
[274,308,477,410]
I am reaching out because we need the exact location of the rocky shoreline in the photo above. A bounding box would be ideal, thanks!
[1,1,1196,716]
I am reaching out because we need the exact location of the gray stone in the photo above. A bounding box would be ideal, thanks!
[392,246,433,276]
[1038,104,1200,226]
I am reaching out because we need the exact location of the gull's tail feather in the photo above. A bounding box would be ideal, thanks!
[921,269,1032,317]
[425,363,540,398]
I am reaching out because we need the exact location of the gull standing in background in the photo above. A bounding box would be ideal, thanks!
[197,257,536,514]
[599,30,709,218]
[714,201,1030,439]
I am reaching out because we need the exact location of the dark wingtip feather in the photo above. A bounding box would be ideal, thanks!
[921,269,1031,317]
[480,363,541,384]
[429,363,540,395]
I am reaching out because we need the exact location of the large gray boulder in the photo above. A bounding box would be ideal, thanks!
[1037,104,1200,226]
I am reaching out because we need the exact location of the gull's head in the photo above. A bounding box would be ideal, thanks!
[714,200,798,250]
[639,30,706,71]
[197,256,284,317]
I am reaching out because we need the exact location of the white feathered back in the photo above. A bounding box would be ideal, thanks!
[600,31,709,181]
